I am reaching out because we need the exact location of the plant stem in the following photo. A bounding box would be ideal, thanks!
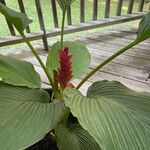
[60,10,66,49]
[76,39,140,89]
[21,33,54,88]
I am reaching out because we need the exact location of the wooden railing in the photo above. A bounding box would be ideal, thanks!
[0,0,149,51]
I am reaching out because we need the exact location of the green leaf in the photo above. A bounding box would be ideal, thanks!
[0,54,41,88]
[0,82,65,150]
[0,3,32,33]
[55,123,100,150]
[137,12,150,41]
[46,41,91,80]
[87,80,150,126]
[64,85,150,150]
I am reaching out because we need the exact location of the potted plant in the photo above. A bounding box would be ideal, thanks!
[0,0,150,149]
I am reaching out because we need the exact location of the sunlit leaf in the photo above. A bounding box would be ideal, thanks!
[64,82,150,150]
[0,54,41,88]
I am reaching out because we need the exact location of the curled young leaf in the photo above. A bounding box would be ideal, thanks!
[57,0,75,11]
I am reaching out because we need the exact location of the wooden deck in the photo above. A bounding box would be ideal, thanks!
[15,27,150,95]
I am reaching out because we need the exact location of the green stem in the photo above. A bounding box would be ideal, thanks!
[21,33,54,88]
[60,10,66,49]
[76,39,140,89]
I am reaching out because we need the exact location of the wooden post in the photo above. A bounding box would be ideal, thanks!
[67,6,72,25]
[1,0,16,36]
[17,0,31,33]
[93,0,98,20]
[138,0,145,12]
[128,0,134,14]
[116,0,123,16]
[51,0,59,28]
[105,0,111,18]
[35,0,49,51]
[80,0,85,23]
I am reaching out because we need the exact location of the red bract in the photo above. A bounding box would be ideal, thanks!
[56,47,73,87]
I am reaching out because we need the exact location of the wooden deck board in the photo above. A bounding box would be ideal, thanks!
[14,27,150,94]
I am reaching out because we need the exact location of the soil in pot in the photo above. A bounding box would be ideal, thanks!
[26,133,58,150]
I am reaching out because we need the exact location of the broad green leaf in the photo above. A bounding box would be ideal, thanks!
[0,82,65,150]
[57,0,75,11]
[46,41,91,80]
[0,3,32,33]
[137,12,150,41]
[55,123,100,150]
[64,86,150,150]
[87,80,150,126]
[0,54,41,88]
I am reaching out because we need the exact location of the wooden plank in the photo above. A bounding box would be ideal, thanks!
[86,28,150,44]
[20,51,150,85]
[128,0,135,14]
[90,56,150,84]
[35,0,49,51]
[74,35,150,60]
[17,0,30,33]
[93,0,98,20]
[138,0,145,12]
[116,0,123,16]
[83,34,150,51]
[105,0,111,18]
[0,12,147,47]
[76,31,150,52]
[80,0,85,23]
[1,0,16,36]
[67,6,72,25]
[51,0,59,28]
[85,41,150,60]
[81,68,150,92]
[88,48,150,71]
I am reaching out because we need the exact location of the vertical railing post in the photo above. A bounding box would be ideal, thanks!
[18,0,31,33]
[116,0,123,16]
[51,0,59,28]
[35,0,49,51]
[93,0,98,20]
[80,0,85,23]
[138,0,145,12]
[105,0,111,18]
[128,0,134,14]
[67,6,72,25]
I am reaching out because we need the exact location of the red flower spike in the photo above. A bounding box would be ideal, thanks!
[56,47,73,87]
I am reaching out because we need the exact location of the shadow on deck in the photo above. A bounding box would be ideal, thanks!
[15,27,150,95]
